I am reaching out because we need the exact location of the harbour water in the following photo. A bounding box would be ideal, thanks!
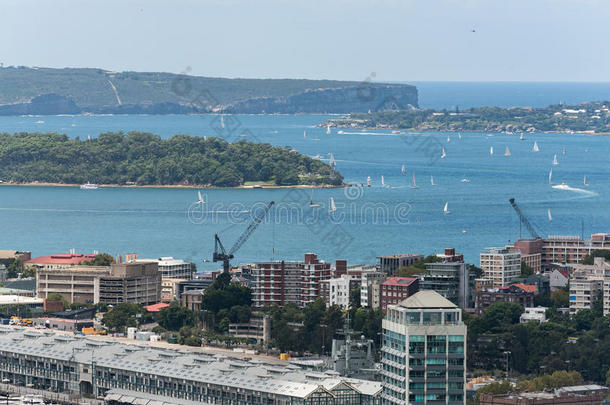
[0,113,608,268]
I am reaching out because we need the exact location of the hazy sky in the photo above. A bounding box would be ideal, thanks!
[2,0,609,82]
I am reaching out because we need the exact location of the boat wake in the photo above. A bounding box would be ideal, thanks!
[551,184,597,196]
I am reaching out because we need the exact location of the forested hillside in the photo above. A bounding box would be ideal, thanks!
[0,132,342,187]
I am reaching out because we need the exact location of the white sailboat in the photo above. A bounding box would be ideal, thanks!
[329,197,337,213]
[520,133,525,140]
[447,136,451,143]
[552,154,558,166]
[458,133,462,139]
[547,209,553,222]
[443,202,450,215]
[490,146,494,156]
[303,131,307,139]
[430,176,436,186]
[584,175,589,186]
[533,141,539,152]
[329,153,336,170]
[195,191,206,205]
[309,190,320,207]
[548,169,553,185]
[220,115,225,129]
[401,165,407,176]
[441,148,446,159]
[366,176,371,187]
[381,175,390,188]
[504,146,511,157]
[410,173,419,189]
[562,147,566,155]
[326,125,331,135]
[461,176,470,183]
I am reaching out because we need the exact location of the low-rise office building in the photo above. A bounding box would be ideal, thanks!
[0,327,382,404]
[36,262,161,305]
[377,254,424,274]
[137,256,194,279]
[26,252,98,270]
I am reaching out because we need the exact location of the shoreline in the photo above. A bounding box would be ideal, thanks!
[0,182,345,190]
[323,125,610,136]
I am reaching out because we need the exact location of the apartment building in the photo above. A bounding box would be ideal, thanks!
[475,284,536,315]
[361,271,387,309]
[421,258,472,309]
[511,233,610,271]
[480,247,521,288]
[380,277,419,313]
[251,253,332,309]
[381,290,467,405]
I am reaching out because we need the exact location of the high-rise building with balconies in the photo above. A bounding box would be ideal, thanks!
[381,290,467,405]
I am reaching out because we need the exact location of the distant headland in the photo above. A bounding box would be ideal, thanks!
[0,66,418,115]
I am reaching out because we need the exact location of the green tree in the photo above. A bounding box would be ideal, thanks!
[82,253,115,266]
[156,302,196,331]
[475,381,512,404]
[520,261,534,277]
[349,288,361,309]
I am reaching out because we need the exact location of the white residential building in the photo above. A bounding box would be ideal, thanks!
[480,247,521,288]
[569,272,603,315]
[361,271,386,309]
[325,274,358,308]
[381,290,467,405]
[520,307,548,323]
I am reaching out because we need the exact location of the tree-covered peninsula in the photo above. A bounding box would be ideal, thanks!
[0,132,342,187]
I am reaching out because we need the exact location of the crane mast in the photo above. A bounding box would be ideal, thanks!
[213,201,275,273]
[509,198,541,239]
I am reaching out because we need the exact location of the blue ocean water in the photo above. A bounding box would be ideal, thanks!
[411,82,610,109]
[0,113,608,269]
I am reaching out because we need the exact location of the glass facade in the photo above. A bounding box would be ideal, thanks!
[381,294,466,405]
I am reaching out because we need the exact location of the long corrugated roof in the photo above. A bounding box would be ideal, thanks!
[0,327,381,400]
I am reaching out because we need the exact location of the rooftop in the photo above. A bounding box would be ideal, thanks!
[0,327,381,400]
[145,303,170,312]
[381,277,418,287]
[398,290,457,309]
[0,295,43,305]
[26,253,97,265]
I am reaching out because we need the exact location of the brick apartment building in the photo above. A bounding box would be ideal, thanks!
[475,284,536,315]
[251,253,334,309]
[379,276,419,312]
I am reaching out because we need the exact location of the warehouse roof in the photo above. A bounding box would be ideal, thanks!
[0,327,381,400]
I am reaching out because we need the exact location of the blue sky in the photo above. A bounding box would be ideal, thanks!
[1,0,608,82]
